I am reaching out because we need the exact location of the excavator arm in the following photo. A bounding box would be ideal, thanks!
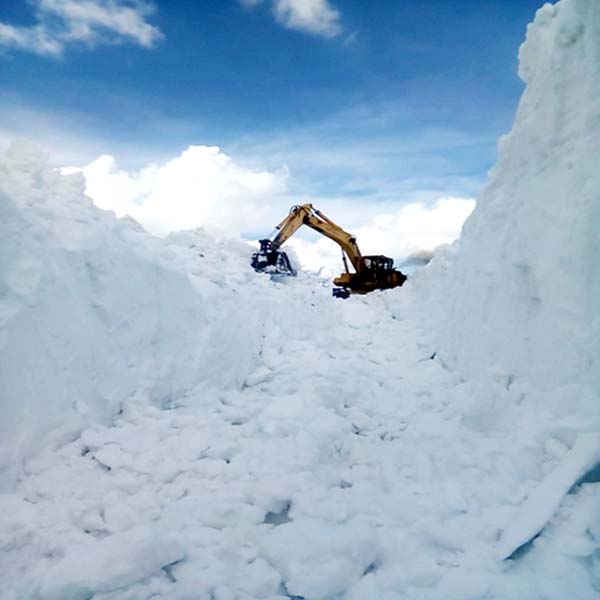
[251,203,407,297]
[271,204,362,272]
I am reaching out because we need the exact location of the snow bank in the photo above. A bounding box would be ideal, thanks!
[418,0,600,400]
[0,141,314,488]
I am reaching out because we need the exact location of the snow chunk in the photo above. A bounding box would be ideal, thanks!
[261,519,379,599]
[498,433,600,560]
[37,526,185,600]
[93,444,133,470]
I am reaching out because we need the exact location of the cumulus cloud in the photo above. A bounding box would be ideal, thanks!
[64,145,289,236]
[0,0,163,57]
[241,0,342,38]
[285,198,476,275]
[65,146,473,274]
[356,197,476,256]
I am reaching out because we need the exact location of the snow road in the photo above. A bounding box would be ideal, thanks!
[3,286,598,599]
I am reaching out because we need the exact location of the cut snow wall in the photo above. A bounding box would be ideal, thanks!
[0,142,288,488]
[420,0,600,394]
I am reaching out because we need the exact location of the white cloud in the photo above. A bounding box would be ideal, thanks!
[355,197,476,256]
[63,146,475,274]
[285,198,476,275]
[0,22,64,56]
[241,0,342,38]
[0,0,163,57]
[65,145,289,236]
[0,96,480,278]
[273,0,342,37]
[65,146,474,274]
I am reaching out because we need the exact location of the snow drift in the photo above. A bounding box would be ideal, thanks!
[422,0,600,398]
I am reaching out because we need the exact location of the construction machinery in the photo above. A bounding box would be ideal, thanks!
[251,204,407,298]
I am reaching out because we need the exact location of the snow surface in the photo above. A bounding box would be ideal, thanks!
[2,0,600,598]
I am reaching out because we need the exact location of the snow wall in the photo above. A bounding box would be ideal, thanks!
[416,0,600,399]
[0,142,309,488]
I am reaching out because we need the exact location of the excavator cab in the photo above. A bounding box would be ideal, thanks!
[251,239,297,276]
[334,254,407,296]
[362,256,394,272]
[360,255,403,284]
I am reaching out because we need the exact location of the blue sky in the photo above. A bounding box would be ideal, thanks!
[0,0,543,245]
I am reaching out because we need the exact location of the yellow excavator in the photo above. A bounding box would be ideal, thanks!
[251,203,407,298]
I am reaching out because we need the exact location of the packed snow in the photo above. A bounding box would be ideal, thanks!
[1,0,600,599]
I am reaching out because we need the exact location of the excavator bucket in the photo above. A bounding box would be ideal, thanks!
[251,239,297,276]
[332,287,350,299]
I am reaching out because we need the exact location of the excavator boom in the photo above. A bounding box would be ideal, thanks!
[251,203,407,296]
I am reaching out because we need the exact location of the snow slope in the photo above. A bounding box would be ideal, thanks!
[2,0,600,598]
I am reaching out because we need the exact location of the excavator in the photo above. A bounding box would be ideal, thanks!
[251,203,407,298]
